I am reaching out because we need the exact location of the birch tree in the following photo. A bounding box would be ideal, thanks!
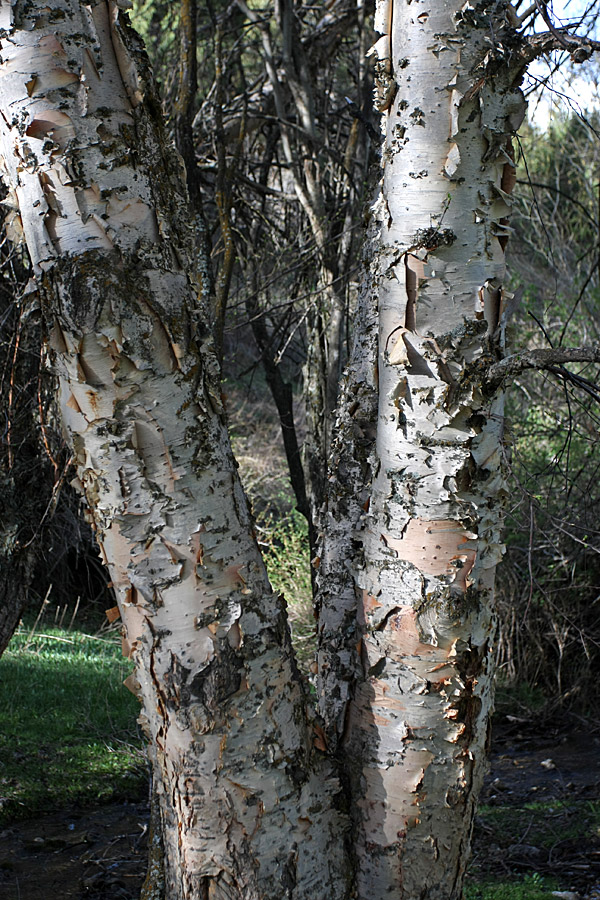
[316,4,600,896]
[0,2,349,897]
[0,0,597,898]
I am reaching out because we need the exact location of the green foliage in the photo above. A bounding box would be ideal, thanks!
[0,626,146,824]
[225,379,316,671]
[495,375,600,712]
[130,0,178,89]
[494,681,548,718]
[495,108,600,715]
[258,509,315,672]
[477,798,600,851]
[464,873,558,900]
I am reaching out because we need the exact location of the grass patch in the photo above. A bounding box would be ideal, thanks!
[476,798,600,850]
[465,872,558,899]
[0,626,146,823]
[494,681,548,718]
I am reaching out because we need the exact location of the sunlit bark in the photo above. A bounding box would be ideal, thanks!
[318,1,527,897]
[0,3,348,898]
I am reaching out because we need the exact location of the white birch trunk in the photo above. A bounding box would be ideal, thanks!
[0,0,543,897]
[0,3,349,898]
[318,1,527,897]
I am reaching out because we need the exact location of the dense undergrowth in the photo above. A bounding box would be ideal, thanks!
[464,877,559,900]
[494,111,600,719]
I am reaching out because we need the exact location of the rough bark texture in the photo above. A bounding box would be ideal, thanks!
[316,233,379,746]
[318,1,527,897]
[0,3,349,898]
[0,0,538,897]
[487,344,600,384]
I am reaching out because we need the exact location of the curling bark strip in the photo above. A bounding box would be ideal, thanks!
[0,2,349,898]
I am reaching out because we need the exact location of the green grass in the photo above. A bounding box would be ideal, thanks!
[0,625,146,823]
[494,681,548,717]
[476,798,600,850]
[258,509,315,672]
[464,872,558,899]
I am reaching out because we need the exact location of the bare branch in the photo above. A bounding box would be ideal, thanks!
[487,345,600,386]
[524,4,600,63]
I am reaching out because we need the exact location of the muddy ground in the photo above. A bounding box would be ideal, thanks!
[1,721,599,900]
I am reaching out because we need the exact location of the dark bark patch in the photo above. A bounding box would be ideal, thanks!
[281,849,298,894]
[411,226,456,250]
[189,641,242,711]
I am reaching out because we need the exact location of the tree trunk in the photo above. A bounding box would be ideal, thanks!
[0,1,547,898]
[316,236,379,746]
[316,1,527,896]
[0,3,348,898]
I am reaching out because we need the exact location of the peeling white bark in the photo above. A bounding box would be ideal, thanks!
[0,0,536,897]
[319,1,527,897]
[0,3,349,898]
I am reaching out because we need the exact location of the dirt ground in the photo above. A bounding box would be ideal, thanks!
[469,720,600,897]
[0,722,599,900]
[0,800,148,899]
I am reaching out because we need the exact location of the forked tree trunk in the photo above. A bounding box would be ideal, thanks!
[0,3,348,898]
[0,1,538,898]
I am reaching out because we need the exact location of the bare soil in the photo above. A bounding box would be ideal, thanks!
[0,722,599,900]
[470,720,600,897]
[0,801,148,899]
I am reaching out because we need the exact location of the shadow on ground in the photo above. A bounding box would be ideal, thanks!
[1,723,599,899]
[0,801,148,899]
[468,722,600,898]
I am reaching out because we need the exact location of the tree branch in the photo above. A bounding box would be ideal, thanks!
[487,345,600,387]
[524,23,600,63]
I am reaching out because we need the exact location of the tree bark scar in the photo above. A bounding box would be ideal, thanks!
[382,519,477,589]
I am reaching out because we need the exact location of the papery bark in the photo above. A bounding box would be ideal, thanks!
[318,1,526,897]
[0,3,349,898]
